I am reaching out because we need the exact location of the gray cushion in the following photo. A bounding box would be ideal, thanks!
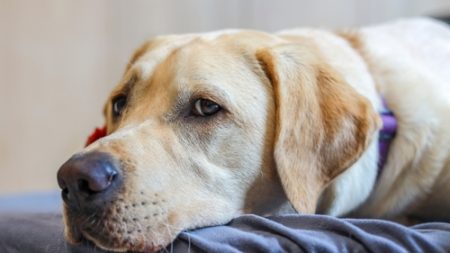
[1,193,449,253]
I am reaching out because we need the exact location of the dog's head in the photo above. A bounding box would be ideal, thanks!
[57,31,380,252]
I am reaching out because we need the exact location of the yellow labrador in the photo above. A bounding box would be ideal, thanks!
[57,18,450,252]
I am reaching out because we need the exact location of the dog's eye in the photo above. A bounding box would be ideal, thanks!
[192,99,221,117]
[112,95,127,118]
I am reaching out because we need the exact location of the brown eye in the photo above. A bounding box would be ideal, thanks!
[112,95,127,118]
[192,99,221,117]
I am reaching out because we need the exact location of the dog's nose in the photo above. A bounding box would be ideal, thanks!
[57,152,121,208]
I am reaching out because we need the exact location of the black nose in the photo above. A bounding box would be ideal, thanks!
[57,152,121,209]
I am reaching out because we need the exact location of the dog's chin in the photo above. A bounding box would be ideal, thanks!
[64,228,165,253]
[63,214,166,253]
[62,204,173,252]
[82,231,164,253]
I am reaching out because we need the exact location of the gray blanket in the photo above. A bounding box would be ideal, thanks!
[1,193,450,252]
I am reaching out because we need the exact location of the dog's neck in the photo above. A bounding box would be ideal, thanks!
[378,99,397,174]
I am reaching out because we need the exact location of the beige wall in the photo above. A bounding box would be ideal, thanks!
[1,0,449,195]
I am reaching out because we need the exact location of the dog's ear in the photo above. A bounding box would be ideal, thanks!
[256,42,380,214]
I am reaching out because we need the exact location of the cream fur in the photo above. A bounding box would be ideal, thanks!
[61,18,450,252]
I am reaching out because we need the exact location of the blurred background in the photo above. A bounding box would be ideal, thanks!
[1,0,449,195]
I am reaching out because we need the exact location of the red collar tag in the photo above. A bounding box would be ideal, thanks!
[85,126,107,147]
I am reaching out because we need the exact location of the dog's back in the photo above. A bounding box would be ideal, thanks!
[350,18,450,221]
[276,18,450,221]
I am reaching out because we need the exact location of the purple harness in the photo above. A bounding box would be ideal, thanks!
[378,100,397,171]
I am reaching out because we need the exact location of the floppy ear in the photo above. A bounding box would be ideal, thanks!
[256,42,380,214]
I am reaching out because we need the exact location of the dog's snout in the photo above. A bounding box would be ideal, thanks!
[57,152,121,207]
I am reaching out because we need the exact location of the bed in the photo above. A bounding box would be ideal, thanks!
[0,192,449,253]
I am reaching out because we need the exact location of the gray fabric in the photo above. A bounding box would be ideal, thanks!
[0,212,449,253]
[1,193,450,253]
[0,212,97,253]
[173,215,450,253]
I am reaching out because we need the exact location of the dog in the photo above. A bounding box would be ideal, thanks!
[57,17,450,252]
